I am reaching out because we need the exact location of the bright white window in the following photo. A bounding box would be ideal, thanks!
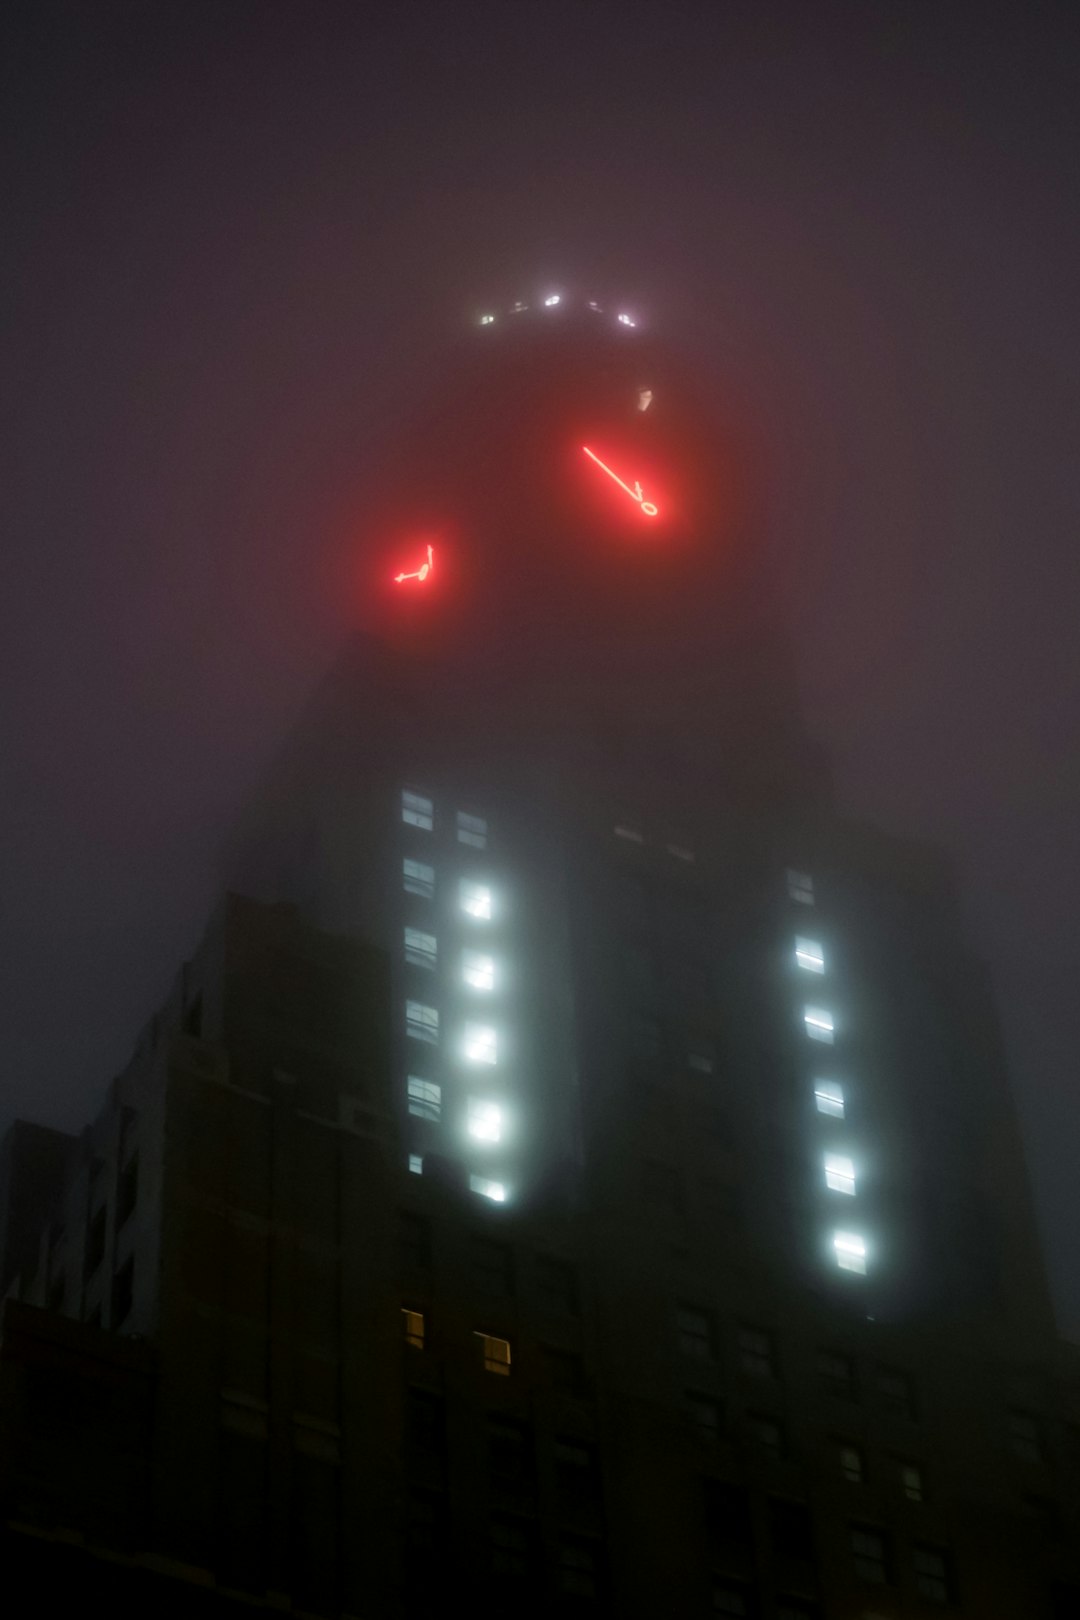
[404,927,437,969]
[614,824,644,843]
[833,1231,867,1274]
[795,936,825,973]
[406,1001,438,1044]
[402,789,433,831]
[464,1022,497,1064]
[787,868,814,905]
[460,879,492,920]
[479,313,495,325]
[403,857,435,899]
[463,950,495,991]
[804,1006,835,1043]
[815,1081,845,1118]
[408,1154,423,1175]
[407,1077,441,1121]
[825,1153,856,1195]
[456,811,488,849]
[470,1174,506,1203]
[467,1097,503,1143]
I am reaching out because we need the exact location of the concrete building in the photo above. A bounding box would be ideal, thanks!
[2,298,1078,1616]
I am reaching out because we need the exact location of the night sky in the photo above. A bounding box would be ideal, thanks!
[3,2,1078,1332]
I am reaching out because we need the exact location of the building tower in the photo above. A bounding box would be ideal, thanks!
[1,296,1077,1618]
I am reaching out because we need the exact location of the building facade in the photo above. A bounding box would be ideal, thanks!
[2,299,1078,1616]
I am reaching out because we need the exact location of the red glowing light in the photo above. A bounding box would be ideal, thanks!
[394,543,434,584]
[582,445,659,517]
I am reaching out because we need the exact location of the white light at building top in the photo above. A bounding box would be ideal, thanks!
[795,936,825,973]
[479,313,495,325]
[468,1098,503,1143]
[833,1231,867,1274]
[460,879,492,920]
[463,950,495,991]
[464,1022,497,1064]
[814,1081,845,1118]
[617,312,636,327]
[824,1152,856,1195]
[543,293,561,306]
[470,1174,506,1203]
[804,1006,835,1043]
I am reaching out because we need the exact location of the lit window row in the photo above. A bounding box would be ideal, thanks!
[614,823,695,861]
[401,864,494,919]
[407,1079,506,1141]
[400,789,489,850]
[401,1308,511,1373]
[403,930,495,989]
[476,295,637,329]
[406,1008,500,1063]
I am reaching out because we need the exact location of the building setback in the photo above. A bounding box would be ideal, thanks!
[2,299,1078,1617]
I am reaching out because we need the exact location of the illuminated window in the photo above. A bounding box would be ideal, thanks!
[840,1442,864,1483]
[475,1330,511,1374]
[403,857,435,899]
[407,1077,441,1121]
[676,1305,715,1360]
[686,1392,722,1442]
[408,1153,423,1175]
[614,823,644,843]
[456,811,488,849]
[468,1097,503,1143]
[464,1022,497,1064]
[543,292,561,306]
[404,927,437,969]
[688,1044,715,1074]
[804,1006,834,1043]
[913,1544,953,1605]
[815,1081,845,1118]
[850,1525,889,1584]
[463,950,494,990]
[511,300,528,312]
[470,1174,506,1203]
[787,868,814,905]
[479,312,495,325]
[795,936,825,973]
[824,1153,856,1196]
[402,1307,425,1350]
[739,1326,775,1379]
[638,387,654,412]
[833,1232,867,1274]
[406,1001,438,1044]
[401,789,433,831]
[460,879,492,920]
[617,311,636,326]
[1009,1409,1043,1464]
[901,1462,925,1502]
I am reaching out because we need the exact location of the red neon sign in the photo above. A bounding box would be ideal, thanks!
[394,543,434,584]
[582,445,658,517]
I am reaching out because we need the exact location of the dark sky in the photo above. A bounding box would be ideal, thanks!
[3,1,1079,1332]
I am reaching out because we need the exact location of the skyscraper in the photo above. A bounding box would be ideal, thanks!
[2,297,1077,1617]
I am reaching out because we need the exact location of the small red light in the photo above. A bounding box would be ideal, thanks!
[394,543,434,584]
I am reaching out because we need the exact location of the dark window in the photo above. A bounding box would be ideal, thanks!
[399,1211,432,1271]
[406,1488,446,1561]
[487,1416,533,1485]
[624,944,659,1001]
[739,1326,776,1379]
[850,1524,890,1584]
[899,1460,925,1502]
[536,1255,579,1316]
[112,1256,134,1326]
[643,1160,683,1212]
[544,1346,587,1397]
[489,1515,533,1577]
[116,1155,138,1229]
[48,1272,65,1313]
[686,1391,723,1443]
[183,994,203,1037]
[85,1206,106,1279]
[876,1366,916,1420]
[554,1438,601,1513]
[558,1535,601,1597]
[839,1441,864,1484]
[712,1583,757,1616]
[118,1106,137,1162]
[406,1389,444,1458]
[769,1498,814,1564]
[677,1304,716,1361]
[632,1014,663,1060]
[704,1480,754,1558]
[776,1601,821,1620]
[751,1413,785,1460]
[86,1306,102,1329]
[816,1347,857,1401]
[472,1236,514,1295]
[1009,1409,1043,1464]
[913,1543,955,1605]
